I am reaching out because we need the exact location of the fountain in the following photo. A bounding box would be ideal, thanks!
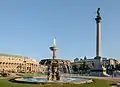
[47,38,60,80]
[40,59,72,74]
[39,38,72,75]
[12,38,93,84]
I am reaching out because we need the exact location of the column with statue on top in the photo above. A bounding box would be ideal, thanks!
[92,8,107,76]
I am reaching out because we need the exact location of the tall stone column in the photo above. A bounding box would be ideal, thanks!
[95,8,102,59]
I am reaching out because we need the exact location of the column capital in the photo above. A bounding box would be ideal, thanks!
[95,16,102,23]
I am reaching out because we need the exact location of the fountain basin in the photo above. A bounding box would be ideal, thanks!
[13,77,93,84]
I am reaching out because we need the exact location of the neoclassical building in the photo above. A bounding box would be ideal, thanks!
[0,53,41,73]
[73,57,119,68]
[72,57,119,76]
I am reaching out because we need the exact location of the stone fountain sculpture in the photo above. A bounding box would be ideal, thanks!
[47,38,60,80]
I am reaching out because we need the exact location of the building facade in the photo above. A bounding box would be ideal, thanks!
[102,58,119,67]
[0,53,41,73]
[72,57,119,76]
[73,58,102,71]
[73,57,119,68]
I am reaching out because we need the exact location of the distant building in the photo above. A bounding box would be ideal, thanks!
[102,58,119,67]
[72,57,102,71]
[72,57,119,71]
[117,60,120,64]
[0,53,42,73]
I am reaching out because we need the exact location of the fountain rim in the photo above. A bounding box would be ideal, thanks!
[10,76,93,85]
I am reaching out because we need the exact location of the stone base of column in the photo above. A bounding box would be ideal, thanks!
[90,71,105,76]
[90,67,108,76]
[94,56,101,59]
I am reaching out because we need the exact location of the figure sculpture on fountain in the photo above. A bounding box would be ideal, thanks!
[47,38,60,80]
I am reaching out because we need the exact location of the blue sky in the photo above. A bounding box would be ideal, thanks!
[0,0,120,61]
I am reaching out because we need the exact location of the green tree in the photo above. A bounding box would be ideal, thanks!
[84,56,87,60]
[79,62,90,75]
[72,64,78,72]
[106,64,115,75]
[115,64,120,71]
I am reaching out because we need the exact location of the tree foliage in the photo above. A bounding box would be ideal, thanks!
[72,62,90,74]
[72,64,78,72]
[115,64,120,70]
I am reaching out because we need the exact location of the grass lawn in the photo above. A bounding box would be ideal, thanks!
[0,78,116,87]
[16,73,45,77]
